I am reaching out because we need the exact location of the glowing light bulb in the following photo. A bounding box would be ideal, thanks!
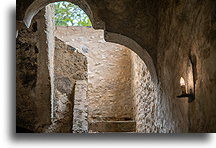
[180,77,186,94]
[180,77,185,86]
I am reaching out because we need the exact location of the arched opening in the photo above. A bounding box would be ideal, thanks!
[23,0,104,29]
[23,0,157,83]
[16,0,158,133]
[16,0,216,134]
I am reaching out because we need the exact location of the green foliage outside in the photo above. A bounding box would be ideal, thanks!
[54,1,92,26]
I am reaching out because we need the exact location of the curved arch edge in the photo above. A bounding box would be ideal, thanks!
[23,0,105,29]
[104,30,158,85]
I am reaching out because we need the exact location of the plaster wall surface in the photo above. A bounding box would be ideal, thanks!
[156,0,216,132]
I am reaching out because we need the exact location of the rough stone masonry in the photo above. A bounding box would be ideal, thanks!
[16,0,216,133]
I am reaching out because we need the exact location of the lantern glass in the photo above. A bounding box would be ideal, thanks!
[180,77,185,86]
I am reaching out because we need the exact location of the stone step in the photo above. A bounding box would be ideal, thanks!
[89,121,136,133]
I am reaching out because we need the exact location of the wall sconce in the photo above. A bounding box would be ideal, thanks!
[177,77,194,103]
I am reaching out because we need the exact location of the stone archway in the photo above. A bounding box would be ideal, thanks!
[17,0,159,133]
[23,0,104,29]
[16,0,216,133]
[22,0,158,85]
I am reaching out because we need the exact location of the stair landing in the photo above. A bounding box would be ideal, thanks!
[89,120,136,133]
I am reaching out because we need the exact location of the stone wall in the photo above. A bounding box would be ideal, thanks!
[72,80,88,133]
[54,27,135,124]
[16,19,38,132]
[46,4,55,119]
[45,37,88,133]
[35,5,54,132]
[17,0,216,133]
[131,52,157,133]
[16,5,54,132]
[156,0,216,133]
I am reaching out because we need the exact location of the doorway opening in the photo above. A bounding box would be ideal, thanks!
[16,1,158,133]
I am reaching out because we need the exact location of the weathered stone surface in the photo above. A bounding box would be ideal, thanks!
[54,37,88,83]
[89,121,136,133]
[72,80,88,133]
[34,5,54,132]
[55,27,134,124]
[131,52,157,133]
[45,90,73,133]
[156,0,215,133]
[17,0,216,133]
[16,22,38,131]
[17,0,158,63]
[16,6,54,132]
[46,37,88,133]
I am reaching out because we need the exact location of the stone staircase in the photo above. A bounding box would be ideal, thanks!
[89,120,136,133]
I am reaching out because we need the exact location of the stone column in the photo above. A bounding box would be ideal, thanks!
[34,5,55,132]
[72,80,88,133]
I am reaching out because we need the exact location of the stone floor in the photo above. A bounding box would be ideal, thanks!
[89,121,136,133]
